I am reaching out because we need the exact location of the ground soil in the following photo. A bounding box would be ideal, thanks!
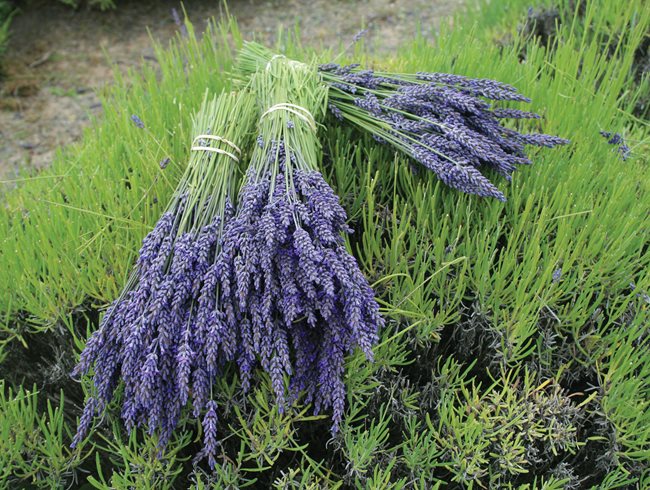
[0,0,464,180]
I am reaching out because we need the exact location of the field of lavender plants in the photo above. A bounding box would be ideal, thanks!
[0,0,648,488]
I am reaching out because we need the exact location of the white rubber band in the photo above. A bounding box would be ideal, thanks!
[265,54,286,70]
[265,55,307,71]
[192,135,241,154]
[191,146,239,162]
[260,103,317,131]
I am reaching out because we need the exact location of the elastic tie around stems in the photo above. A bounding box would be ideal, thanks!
[265,54,309,73]
[260,103,317,132]
[265,54,286,69]
[191,134,241,162]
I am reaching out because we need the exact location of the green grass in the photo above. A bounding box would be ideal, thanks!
[1,0,649,487]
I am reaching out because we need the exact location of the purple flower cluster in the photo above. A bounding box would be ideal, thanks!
[72,197,231,463]
[73,148,383,463]
[217,153,383,431]
[319,64,570,201]
[130,114,145,129]
[600,130,631,161]
[352,28,369,44]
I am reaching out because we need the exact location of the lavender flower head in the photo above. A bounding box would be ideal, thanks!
[352,28,369,44]
[600,130,631,161]
[130,114,145,129]
[238,42,570,201]
[171,8,188,37]
[219,147,383,430]
[72,92,258,470]
[315,63,570,200]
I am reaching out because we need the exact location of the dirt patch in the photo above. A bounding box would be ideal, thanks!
[0,0,464,180]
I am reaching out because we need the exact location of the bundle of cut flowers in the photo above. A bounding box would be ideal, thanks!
[237,42,569,201]
[71,92,257,457]
[72,39,569,468]
[217,59,383,437]
[72,64,384,467]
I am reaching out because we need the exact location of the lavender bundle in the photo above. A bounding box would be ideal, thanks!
[73,71,383,466]
[238,42,569,201]
[215,59,383,432]
[71,92,257,456]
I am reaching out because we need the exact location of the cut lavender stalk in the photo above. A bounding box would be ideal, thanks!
[72,92,256,463]
[237,42,570,201]
[220,59,383,431]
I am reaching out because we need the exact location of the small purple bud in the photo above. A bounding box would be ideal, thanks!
[552,268,562,283]
[159,157,171,169]
[171,8,188,37]
[600,130,631,161]
[131,114,145,129]
[352,28,369,43]
[609,134,623,145]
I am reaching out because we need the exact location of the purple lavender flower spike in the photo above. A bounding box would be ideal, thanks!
[192,366,210,419]
[552,268,562,283]
[220,149,384,432]
[315,60,569,200]
[412,145,506,201]
[352,28,369,44]
[600,130,631,160]
[130,114,145,129]
[415,72,469,85]
[202,400,219,469]
[176,322,194,406]
[491,108,541,119]
[171,8,188,38]
[510,131,570,148]
[328,103,344,120]
[462,78,531,102]
[71,397,97,449]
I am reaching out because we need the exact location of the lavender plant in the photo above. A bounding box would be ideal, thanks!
[217,59,383,432]
[237,42,569,201]
[71,92,257,461]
